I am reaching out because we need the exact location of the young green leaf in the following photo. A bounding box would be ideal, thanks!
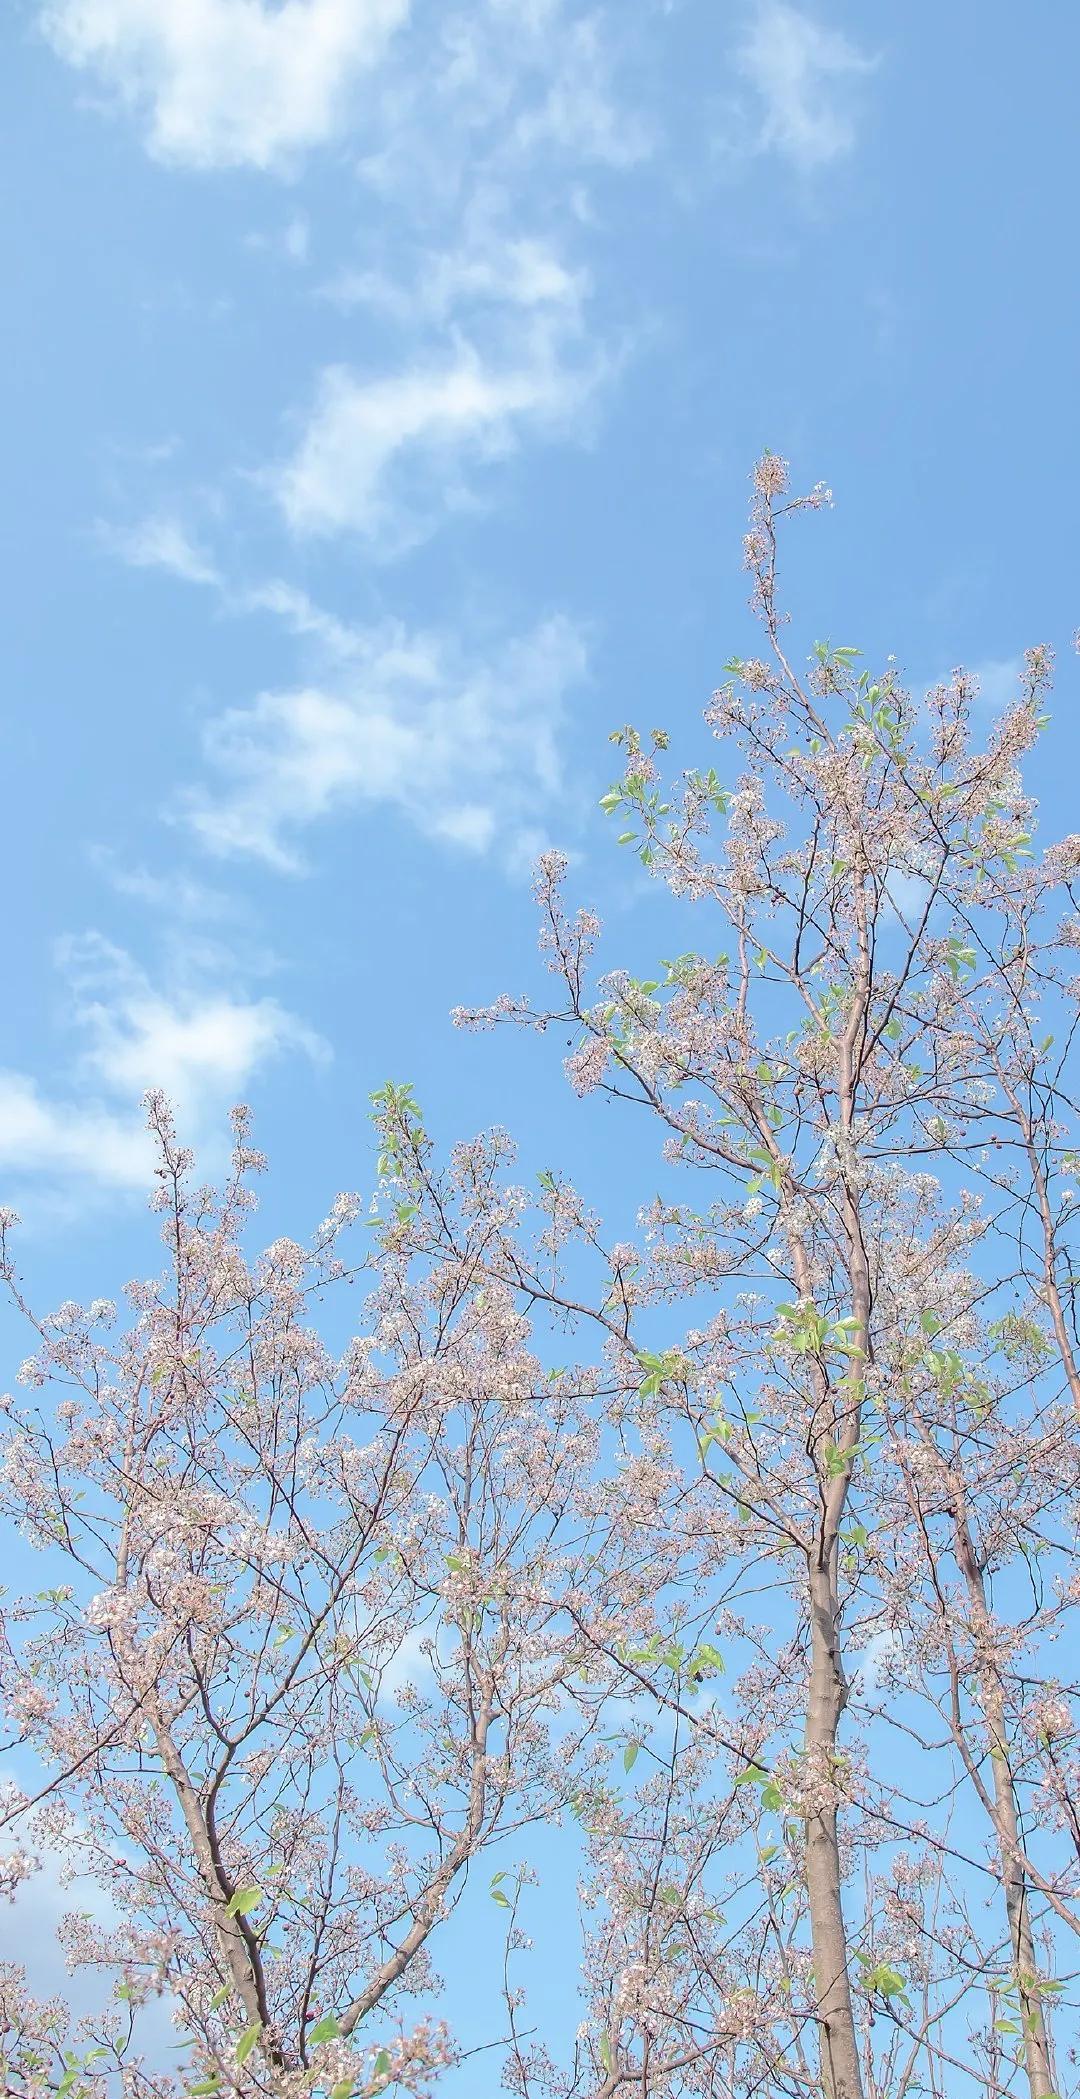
[225,1886,261,1918]
[235,2024,262,2066]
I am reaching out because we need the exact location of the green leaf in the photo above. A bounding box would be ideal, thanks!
[623,1740,640,1774]
[863,1962,909,2000]
[209,1986,230,2010]
[308,2014,341,2044]
[187,2082,222,2097]
[235,2024,262,2066]
[225,1886,261,1918]
[373,2049,392,2078]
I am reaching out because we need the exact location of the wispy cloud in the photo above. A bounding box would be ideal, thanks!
[179,609,587,870]
[352,0,649,207]
[63,933,325,1103]
[914,655,1024,715]
[245,211,312,264]
[98,515,591,872]
[320,231,586,326]
[966,655,1023,712]
[0,1074,150,1191]
[508,12,652,169]
[40,0,410,171]
[98,513,221,586]
[285,207,617,546]
[273,321,603,544]
[0,935,324,1200]
[737,2,875,170]
[40,0,649,188]
[69,0,644,560]
[102,215,610,555]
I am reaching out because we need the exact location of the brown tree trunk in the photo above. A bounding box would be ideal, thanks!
[804,1554,865,2099]
[953,1526,1057,2099]
[990,1733,1057,2099]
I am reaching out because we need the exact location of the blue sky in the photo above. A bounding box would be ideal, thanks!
[5,0,1080,1313]
[4,0,1080,2074]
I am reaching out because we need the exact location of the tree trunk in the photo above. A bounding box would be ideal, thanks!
[953,1527,1057,2099]
[989,1730,1057,2099]
[804,1554,865,2099]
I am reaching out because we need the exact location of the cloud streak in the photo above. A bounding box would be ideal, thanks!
[738,2,875,170]
[273,330,601,544]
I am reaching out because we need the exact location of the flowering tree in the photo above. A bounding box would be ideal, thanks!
[454,458,1080,2099]
[4,460,1080,2099]
[0,1098,621,2098]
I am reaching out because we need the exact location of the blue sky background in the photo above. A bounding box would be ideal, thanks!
[3,0,1080,2070]
[5,0,1080,1308]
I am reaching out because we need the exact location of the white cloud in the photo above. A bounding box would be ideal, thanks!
[96,512,591,876]
[40,0,410,170]
[967,656,1022,712]
[848,1627,905,1704]
[96,856,240,924]
[0,936,325,1197]
[41,0,647,186]
[100,512,221,586]
[283,211,311,262]
[245,210,312,263]
[241,579,361,656]
[65,934,325,1103]
[321,232,586,325]
[101,517,372,663]
[510,14,651,168]
[738,2,875,169]
[274,314,602,543]
[291,217,608,544]
[351,0,647,210]
[0,1074,150,1190]
[99,225,605,559]
[181,612,588,870]
[915,656,1023,715]
[2,1832,177,2054]
[74,0,639,559]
